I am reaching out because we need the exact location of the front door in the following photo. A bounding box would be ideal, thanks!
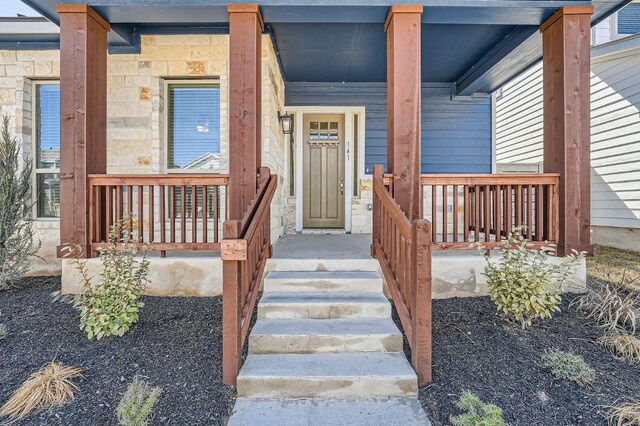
[303,114,345,228]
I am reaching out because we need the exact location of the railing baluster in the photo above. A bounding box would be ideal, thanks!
[169,185,176,244]
[127,185,133,219]
[116,185,123,222]
[149,185,155,244]
[484,185,490,242]
[442,185,447,243]
[474,185,480,242]
[505,184,512,236]
[495,184,501,242]
[535,184,543,241]
[137,185,143,242]
[431,185,437,242]
[527,184,533,240]
[181,185,187,243]
[452,184,458,242]
[192,184,198,244]
[105,185,112,240]
[202,185,208,244]
[463,185,469,242]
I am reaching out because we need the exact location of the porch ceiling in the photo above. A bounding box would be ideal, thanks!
[17,0,631,93]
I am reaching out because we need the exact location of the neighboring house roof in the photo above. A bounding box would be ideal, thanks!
[0,0,630,95]
[181,152,221,170]
[592,32,640,57]
[0,16,58,49]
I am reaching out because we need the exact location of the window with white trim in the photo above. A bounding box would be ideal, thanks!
[166,82,221,172]
[33,82,60,218]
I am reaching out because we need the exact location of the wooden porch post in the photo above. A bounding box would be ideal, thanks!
[540,6,594,256]
[56,4,110,258]
[385,5,423,222]
[228,4,263,220]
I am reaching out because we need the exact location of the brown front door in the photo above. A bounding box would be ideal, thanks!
[303,114,345,228]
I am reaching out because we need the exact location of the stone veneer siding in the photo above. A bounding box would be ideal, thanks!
[0,34,287,275]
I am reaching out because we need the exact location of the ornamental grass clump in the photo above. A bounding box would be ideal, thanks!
[541,349,595,385]
[572,282,639,335]
[598,333,640,363]
[450,391,507,426]
[0,362,82,422]
[475,227,584,329]
[0,323,7,340]
[607,401,640,426]
[54,218,150,340]
[116,377,161,426]
[0,114,40,290]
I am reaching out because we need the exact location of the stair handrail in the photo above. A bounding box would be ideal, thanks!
[371,164,433,386]
[221,166,277,387]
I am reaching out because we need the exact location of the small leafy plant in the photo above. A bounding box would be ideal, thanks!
[0,323,6,341]
[116,377,161,426]
[0,114,41,290]
[476,227,584,329]
[541,349,595,385]
[450,391,507,426]
[54,218,150,340]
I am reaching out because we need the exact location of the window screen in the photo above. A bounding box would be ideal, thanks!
[35,83,60,218]
[167,83,221,171]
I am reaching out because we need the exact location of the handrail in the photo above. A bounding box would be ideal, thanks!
[221,166,277,387]
[421,173,560,250]
[371,165,432,386]
[87,173,229,255]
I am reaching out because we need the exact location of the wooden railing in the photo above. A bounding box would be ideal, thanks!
[88,174,229,255]
[420,174,560,250]
[371,165,432,386]
[221,167,277,386]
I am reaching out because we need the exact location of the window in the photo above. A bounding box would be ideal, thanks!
[618,4,640,35]
[166,82,221,172]
[34,82,60,218]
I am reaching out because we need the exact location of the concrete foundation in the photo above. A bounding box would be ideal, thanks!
[61,254,222,297]
[60,234,587,298]
[592,225,640,252]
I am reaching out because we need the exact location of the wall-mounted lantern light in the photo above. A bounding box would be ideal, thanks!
[278,111,294,135]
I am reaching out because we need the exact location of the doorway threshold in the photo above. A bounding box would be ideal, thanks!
[300,228,348,235]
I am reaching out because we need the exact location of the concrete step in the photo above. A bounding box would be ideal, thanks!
[237,352,417,398]
[249,318,403,354]
[263,271,382,293]
[266,257,379,273]
[228,397,431,426]
[258,292,391,319]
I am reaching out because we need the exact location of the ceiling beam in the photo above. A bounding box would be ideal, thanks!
[454,26,538,96]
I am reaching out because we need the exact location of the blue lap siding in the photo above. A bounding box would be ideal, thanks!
[285,82,492,174]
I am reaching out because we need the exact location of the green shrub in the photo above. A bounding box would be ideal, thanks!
[450,391,507,426]
[54,218,150,340]
[116,377,161,426]
[475,227,584,329]
[0,114,40,290]
[541,349,595,385]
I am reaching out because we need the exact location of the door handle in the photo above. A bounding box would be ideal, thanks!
[340,178,344,196]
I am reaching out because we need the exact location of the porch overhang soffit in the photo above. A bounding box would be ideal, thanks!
[16,0,630,94]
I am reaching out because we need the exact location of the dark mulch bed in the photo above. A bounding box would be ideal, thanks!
[0,276,237,426]
[408,290,640,426]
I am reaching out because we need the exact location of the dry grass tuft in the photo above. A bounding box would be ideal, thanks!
[607,401,640,426]
[598,333,640,363]
[0,362,83,422]
[572,283,639,334]
[588,245,640,292]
